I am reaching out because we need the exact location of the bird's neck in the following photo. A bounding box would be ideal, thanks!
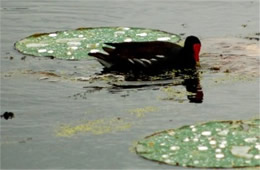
[180,47,196,67]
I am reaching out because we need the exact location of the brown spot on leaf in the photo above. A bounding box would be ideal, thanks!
[29,33,49,38]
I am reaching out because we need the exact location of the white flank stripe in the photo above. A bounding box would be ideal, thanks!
[133,58,146,67]
[150,58,158,62]
[99,51,109,55]
[156,55,165,58]
[128,59,135,64]
[140,58,152,64]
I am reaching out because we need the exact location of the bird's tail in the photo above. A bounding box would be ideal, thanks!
[88,45,116,68]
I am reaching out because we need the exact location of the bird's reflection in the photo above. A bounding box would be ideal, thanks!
[77,68,204,103]
[182,70,204,103]
[107,68,204,103]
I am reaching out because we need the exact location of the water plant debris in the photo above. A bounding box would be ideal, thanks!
[56,117,132,137]
[1,112,15,120]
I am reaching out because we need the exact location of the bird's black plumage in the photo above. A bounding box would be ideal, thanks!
[89,36,201,74]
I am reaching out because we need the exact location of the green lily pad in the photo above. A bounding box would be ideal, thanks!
[15,27,181,60]
[136,119,260,168]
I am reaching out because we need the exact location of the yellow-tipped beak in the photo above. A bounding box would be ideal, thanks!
[196,61,201,67]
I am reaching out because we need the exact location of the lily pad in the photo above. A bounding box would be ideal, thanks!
[15,27,181,60]
[136,119,260,168]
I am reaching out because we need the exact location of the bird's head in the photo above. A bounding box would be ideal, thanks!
[184,36,201,66]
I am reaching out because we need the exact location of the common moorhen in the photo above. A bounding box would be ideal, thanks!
[88,36,201,73]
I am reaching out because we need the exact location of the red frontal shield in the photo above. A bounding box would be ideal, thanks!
[193,44,201,62]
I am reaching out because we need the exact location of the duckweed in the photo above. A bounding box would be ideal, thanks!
[56,117,132,137]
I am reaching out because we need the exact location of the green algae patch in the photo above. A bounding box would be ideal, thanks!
[159,86,193,103]
[128,106,158,118]
[136,119,260,168]
[56,117,132,137]
[15,27,181,60]
[211,73,257,85]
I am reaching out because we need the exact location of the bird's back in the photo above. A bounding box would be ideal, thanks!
[89,41,182,72]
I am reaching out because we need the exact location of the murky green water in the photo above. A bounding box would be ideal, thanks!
[1,0,259,169]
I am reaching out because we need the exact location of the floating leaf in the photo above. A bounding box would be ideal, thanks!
[136,119,260,168]
[15,27,181,60]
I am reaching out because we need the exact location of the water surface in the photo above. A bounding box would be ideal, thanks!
[1,0,259,169]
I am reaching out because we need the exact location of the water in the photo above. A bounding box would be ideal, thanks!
[1,0,259,169]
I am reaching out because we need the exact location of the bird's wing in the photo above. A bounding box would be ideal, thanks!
[89,41,181,68]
